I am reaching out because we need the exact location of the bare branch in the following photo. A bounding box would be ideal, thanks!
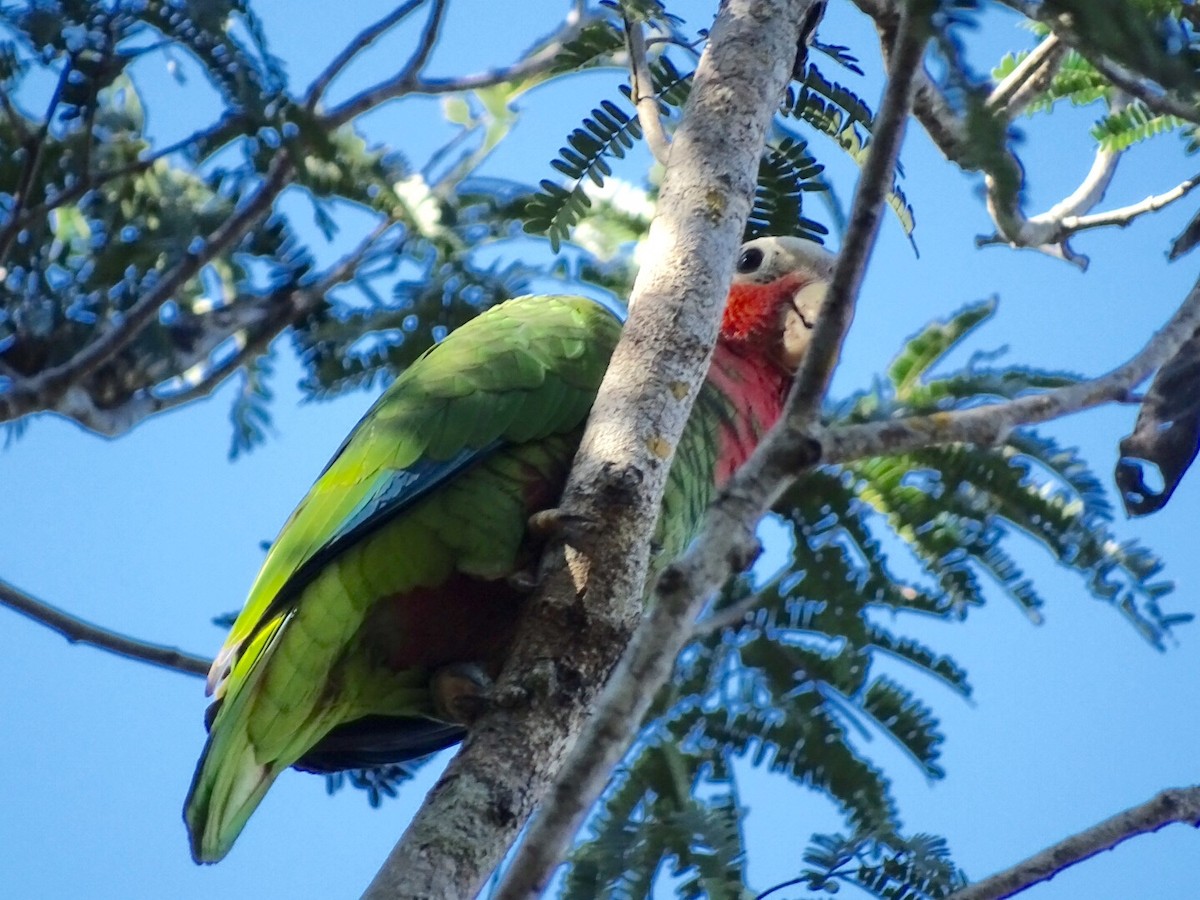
[947,786,1200,900]
[400,0,448,88]
[362,3,818,898]
[0,577,210,678]
[626,18,672,166]
[791,9,924,425]
[980,140,1121,268]
[690,591,765,637]
[1064,172,1200,233]
[986,34,1065,118]
[996,0,1200,126]
[0,157,291,426]
[817,266,1200,464]
[325,4,594,127]
[855,0,1196,266]
[304,0,428,108]
[486,8,925,900]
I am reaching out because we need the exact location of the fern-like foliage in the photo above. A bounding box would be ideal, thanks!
[794,831,967,899]
[747,137,830,242]
[1093,99,1185,151]
[525,32,916,253]
[228,349,275,459]
[523,55,690,250]
[781,65,917,241]
[324,758,432,807]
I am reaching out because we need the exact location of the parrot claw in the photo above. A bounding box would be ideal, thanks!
[431,662,494,725]
[527,507,595,544]
[507,566,541,593]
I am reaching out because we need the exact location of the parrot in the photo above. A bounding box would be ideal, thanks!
[184,235,835,863]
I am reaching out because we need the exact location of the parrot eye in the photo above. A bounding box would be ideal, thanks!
[736,247,764,274]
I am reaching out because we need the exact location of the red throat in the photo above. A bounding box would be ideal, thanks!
[721,274,807,341]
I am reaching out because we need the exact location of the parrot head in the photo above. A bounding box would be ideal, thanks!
[720,235,835,372]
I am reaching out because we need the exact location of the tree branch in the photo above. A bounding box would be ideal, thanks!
[485,7,926,899]
[815,265,1200,464]
[0,577,210,678]
[51,219,399,437]
[947,786,1200,900]
[979,137,1120,268]
[361,2,818,897]
[854,0,1199,266]
[325,3,593,127]
[0,156,291,426]
[304,0,428,108]
[626,17,672,166]
[986,34,1065,119]
[996,0,1200,126]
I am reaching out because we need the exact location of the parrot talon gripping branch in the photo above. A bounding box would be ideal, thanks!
[183,235,836,864]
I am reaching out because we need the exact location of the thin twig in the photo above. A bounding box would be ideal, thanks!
[398,0,448,88]
[0,577,210,678]
[1064,172,1200,232]
[626,17,672,166]
[947,786,1200,900]
[690,591,764,636]
[325,8,595,126]
[304,0,428,108]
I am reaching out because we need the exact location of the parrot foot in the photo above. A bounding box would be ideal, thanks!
[431,662,493,725]
[527,507,595,544]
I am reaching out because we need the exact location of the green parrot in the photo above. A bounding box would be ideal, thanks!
[184,235,835,862]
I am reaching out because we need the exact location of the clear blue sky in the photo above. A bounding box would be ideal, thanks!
[3,2,1199,898]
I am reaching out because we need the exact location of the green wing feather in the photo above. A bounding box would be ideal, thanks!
[185,295,621,862]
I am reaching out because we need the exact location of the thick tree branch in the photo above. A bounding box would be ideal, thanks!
[947,786,1200,900]
[485,7,926,900]
[361,2,817,898]
[0,578,210,678]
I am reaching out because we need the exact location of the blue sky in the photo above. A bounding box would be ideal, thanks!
[3,2,1200,897]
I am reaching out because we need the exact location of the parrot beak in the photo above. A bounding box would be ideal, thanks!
[778,279,828,371]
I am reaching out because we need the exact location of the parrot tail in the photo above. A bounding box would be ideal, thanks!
[184,695,279,864]
[184,619,289,864]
